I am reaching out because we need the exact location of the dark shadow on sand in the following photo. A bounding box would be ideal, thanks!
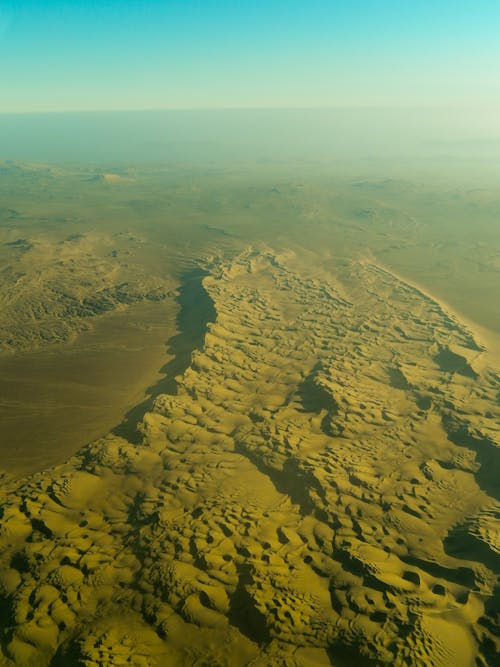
[112,268,216,444]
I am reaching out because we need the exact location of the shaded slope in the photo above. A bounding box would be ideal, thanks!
[113,268,216,443]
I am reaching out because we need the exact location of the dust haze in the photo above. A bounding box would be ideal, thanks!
[0,110,498,666]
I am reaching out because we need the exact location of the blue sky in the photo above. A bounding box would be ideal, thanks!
[0,1,499,112]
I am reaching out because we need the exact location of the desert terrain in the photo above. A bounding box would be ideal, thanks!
[0,160,498,666]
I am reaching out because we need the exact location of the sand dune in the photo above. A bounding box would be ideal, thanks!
[0,247,498,665]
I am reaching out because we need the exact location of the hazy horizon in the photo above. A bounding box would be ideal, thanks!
[2,107,500,187]
[0,3,499,666]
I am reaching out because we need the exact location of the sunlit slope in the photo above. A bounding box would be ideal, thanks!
[0,248,497,666]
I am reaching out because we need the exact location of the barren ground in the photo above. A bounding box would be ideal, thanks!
[0,162,498,666]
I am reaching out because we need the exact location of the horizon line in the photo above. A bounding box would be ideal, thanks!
[0,104,498,116]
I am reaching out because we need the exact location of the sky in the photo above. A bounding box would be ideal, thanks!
[0,1,499,112]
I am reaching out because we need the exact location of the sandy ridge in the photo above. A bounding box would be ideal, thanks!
[0,249,498,665]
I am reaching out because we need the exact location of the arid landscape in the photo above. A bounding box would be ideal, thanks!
[0,160,498,666]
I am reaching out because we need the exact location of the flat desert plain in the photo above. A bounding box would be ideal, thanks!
[0,162,498,666]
